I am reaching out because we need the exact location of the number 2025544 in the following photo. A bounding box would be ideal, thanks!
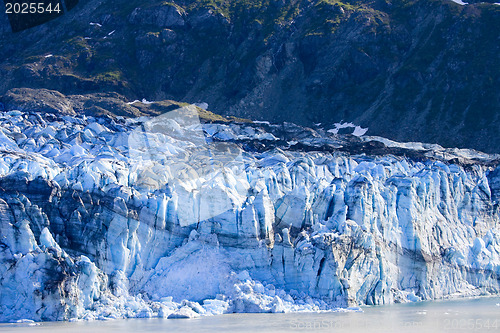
[5,2,61,14]
[3,0,79,32]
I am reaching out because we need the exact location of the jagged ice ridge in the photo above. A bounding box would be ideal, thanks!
[0,107,500,322]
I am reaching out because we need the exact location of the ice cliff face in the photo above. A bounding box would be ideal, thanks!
[1,108,500,322]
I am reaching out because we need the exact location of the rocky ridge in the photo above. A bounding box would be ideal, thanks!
[0,0,499,152]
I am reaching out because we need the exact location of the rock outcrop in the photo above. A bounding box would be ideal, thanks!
[0,0,499,152]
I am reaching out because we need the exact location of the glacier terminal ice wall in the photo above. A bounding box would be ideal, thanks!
[0,110,499,321]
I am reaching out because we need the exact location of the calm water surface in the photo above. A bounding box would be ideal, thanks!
[1,297,500,333]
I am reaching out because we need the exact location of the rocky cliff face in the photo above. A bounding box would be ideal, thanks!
[0,0,499,152]
[1,108,500,322]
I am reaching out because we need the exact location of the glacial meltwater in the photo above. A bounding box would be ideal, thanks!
[1,297,500,333]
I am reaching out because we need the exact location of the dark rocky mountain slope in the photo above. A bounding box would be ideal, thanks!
[0,0,499,152]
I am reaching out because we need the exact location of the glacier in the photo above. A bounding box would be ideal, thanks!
[0,106,500,322]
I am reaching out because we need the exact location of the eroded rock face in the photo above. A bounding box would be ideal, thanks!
[2,88,75,115]
[128,3,185,29]
[1,1,499,152]
[0,109,500,322]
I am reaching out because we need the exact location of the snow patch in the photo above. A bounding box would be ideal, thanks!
[328,122,368,136]
[127,98,155,105]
